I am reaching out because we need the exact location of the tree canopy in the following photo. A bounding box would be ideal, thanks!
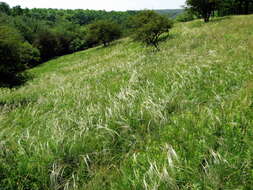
[186,0,220,22]
[86,20,121,47]
[130,10,173,49]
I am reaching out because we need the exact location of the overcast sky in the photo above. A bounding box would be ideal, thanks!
[3,0,186,11]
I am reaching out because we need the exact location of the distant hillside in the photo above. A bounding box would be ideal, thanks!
[155,9,184,18]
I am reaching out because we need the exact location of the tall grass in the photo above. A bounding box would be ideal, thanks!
[0,15,253,189]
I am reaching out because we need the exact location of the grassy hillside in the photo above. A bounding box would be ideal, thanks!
[1,15,253,189]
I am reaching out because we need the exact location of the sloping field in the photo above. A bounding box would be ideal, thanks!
[0,15,253,189]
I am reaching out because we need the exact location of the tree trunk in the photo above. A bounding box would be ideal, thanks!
[154,43,160,51]
[103,41,108,47]
[202,10,211,23]
[204,16,210,22]
[245,1,249,14]
[238,0,243,14]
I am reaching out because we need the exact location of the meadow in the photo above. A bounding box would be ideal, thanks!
[0,15,253,189]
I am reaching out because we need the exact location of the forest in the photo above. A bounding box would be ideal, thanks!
[0,2,140,86]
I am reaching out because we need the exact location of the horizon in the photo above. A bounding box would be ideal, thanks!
[2,0,186,11]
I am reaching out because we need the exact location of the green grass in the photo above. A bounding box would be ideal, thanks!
[1,15,253,190]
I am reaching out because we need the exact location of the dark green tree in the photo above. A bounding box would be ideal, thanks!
[235,0,253,14]
[86,20,121,47]
[186,0,220,22]
[0,26,38,86]
[0,2,10,15]
[129,10,173,49]
[12,16,45,44]
[20,42,40,67]
[33,29,59,61]
[11,5,23,16]
[216,0,253,16]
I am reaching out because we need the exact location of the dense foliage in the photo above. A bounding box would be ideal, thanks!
[186,0,253,22]
[186,0,220,22]
[130,10,173,49]
[217,0,253,16]
[86,20,121,47]
[0,25,40,87]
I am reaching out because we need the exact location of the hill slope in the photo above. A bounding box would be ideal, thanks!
[0,15,253,189]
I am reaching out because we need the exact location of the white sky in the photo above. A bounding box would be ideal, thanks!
[3,0,186,11]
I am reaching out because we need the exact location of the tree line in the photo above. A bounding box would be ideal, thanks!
[185,0,253,22]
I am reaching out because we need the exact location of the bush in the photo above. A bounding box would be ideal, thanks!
[86,20,122,47]
[129,10,173,49]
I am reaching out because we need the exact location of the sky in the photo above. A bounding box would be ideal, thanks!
[3,0,186,11]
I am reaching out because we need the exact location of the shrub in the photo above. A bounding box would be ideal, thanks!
[129,10,173,49]
[86,20,122,47]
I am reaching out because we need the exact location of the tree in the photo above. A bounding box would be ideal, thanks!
[215,0,253,16]
[0,2,10,15]
[86,20,121,47]
[20,42,40,68]
[129,10,173,49]
[11,5,23,16]
[12,16,45,44]
[236,0,253,14]
[33,29,59,61]
[186,0,220,22]
[0,26,36,86]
